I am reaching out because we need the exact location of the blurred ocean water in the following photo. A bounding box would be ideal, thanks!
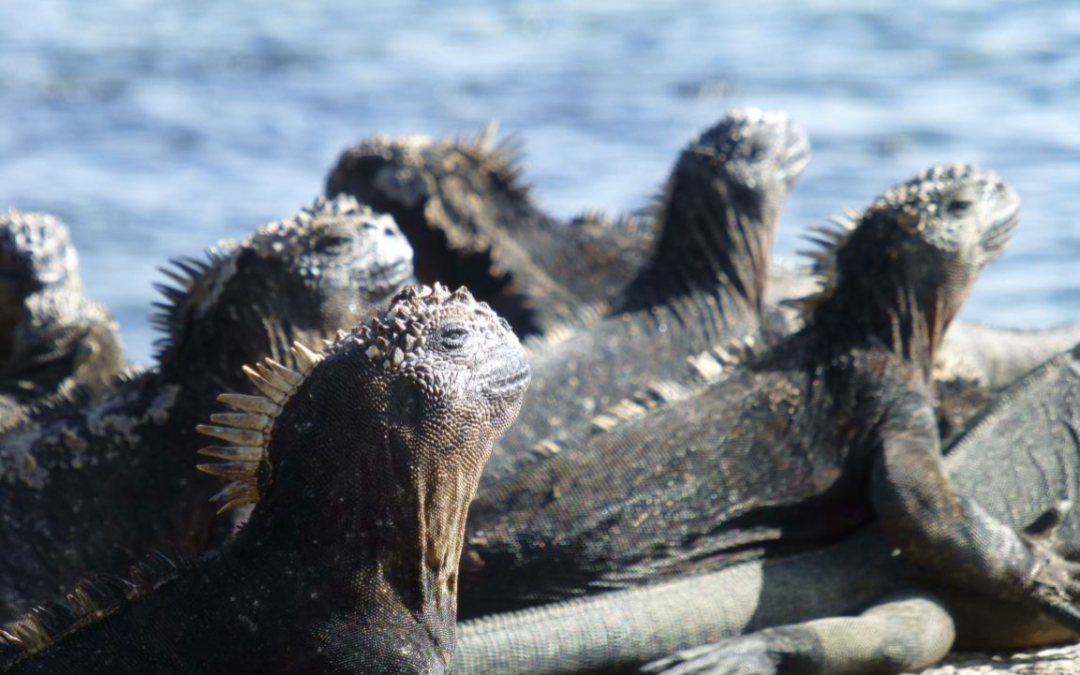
[0,0,1077,363]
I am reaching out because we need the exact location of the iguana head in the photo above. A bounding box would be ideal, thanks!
[0,210,78,294]
[683,108,810,196]
[198,282,529,510]
[800,163,1019,363]
[155,195,414,371]
[0,211,80,366]
[198,283,528,627]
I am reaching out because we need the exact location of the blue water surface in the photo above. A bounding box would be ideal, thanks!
[1,0,1078,362]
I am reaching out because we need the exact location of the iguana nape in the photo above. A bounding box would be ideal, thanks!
[0,195,414,623]
[768,261,1080,390]
[454,340,1080,675]
[481,109,809,483]
[0,284,530,674]
[0,209,124,428]
[454,164,1075,637]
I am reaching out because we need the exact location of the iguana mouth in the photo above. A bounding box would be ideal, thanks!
[780,137,812,181]
[363,258,414,295]
[981,209,1020,254]
[483,363,531,398]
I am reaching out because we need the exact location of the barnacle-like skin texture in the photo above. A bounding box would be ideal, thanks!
[0,284,529,675]
[0,210,124,428]
[456,164,1055,632]
[0,195,414,622]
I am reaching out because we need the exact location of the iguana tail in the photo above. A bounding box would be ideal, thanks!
[455,530,893,675]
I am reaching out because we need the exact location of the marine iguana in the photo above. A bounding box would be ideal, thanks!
[453,164,1078,637]
[451,340,1080,675]
[325,113,796,338]
[481,109,809,481]
[0,210,124,427]
[0,284,531,674]
[0,195,414,622]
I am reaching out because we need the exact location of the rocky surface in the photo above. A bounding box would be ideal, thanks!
[920,645,1080,675]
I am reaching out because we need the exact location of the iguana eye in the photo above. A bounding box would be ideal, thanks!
[315,235,352,255]
[946,199,972,216]
[439,325,470,351]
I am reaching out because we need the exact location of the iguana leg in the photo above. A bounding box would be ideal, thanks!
[640,592,955,675]
[871,403,1080,630]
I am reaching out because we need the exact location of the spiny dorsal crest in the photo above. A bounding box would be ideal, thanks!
[522,301,609,355]
[576,333,759,440]
[196,341,325,513]
[0,551,187,663]
[784,209,860,320]
[685,333,761,384]
[343,130,529,203]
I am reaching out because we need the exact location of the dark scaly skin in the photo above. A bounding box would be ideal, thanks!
[0,210,124,428]
[455,164,1066,627]
[481,109,809,482]
[0,195,414,622]
[635,340,1080,675]
[0,284,530,674]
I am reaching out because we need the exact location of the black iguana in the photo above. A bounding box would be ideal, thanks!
[452,340,1080,675]
[0,210,124,428]
[0,195,414,622]
[481,109,809,482]
[0,283,531,674]
[453,164,1078,640]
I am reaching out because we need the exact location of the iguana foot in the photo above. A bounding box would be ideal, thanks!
[641,636,777,675]
[1021,501,1080,629]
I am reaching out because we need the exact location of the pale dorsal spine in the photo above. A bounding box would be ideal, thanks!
[195,341,325,513]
